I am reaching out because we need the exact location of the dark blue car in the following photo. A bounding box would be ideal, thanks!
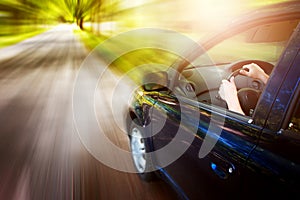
[126,1,300,199]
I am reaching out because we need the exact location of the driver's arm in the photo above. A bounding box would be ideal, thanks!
[218,77,245,115]
[219,63,269,115]
[239,63,269,84]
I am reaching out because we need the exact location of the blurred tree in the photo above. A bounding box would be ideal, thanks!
[64,0,102,30]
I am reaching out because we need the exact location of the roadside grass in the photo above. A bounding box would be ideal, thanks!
[73,29,108,51]
[74,29,180,84]
[0,26,48,49]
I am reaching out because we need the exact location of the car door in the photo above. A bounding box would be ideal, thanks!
[150,87,263,199]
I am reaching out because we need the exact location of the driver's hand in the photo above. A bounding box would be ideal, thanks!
[219,77,238,101]
[219,77,245,115]
[239,63,269,84]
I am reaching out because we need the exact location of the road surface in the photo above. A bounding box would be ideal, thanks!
[0,25,178,200]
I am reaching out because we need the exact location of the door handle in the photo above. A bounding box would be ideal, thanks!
[210,152,235,179]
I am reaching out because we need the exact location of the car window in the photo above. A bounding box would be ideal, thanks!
[178,20,300,116]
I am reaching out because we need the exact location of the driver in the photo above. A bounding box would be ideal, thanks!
[218,63,269,115]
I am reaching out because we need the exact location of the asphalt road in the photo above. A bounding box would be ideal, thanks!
[0,25,178,200]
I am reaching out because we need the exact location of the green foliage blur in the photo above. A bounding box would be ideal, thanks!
[0,0,293,79]
[0,0,292,44]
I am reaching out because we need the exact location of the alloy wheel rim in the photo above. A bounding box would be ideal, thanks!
[130,127,146,173]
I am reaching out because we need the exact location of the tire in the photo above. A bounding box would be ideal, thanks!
[129,119,156,181]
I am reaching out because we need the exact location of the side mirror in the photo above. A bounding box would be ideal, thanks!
[143,71,168,91]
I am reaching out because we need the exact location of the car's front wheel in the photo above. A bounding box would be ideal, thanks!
[129,119,156,181]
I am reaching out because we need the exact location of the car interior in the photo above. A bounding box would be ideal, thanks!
[175,19,300,116]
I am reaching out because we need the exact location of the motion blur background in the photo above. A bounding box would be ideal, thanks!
[0,0,290,49]
[1,0,292,79]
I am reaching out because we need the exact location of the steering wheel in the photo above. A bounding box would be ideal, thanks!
[221,60,274,116]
